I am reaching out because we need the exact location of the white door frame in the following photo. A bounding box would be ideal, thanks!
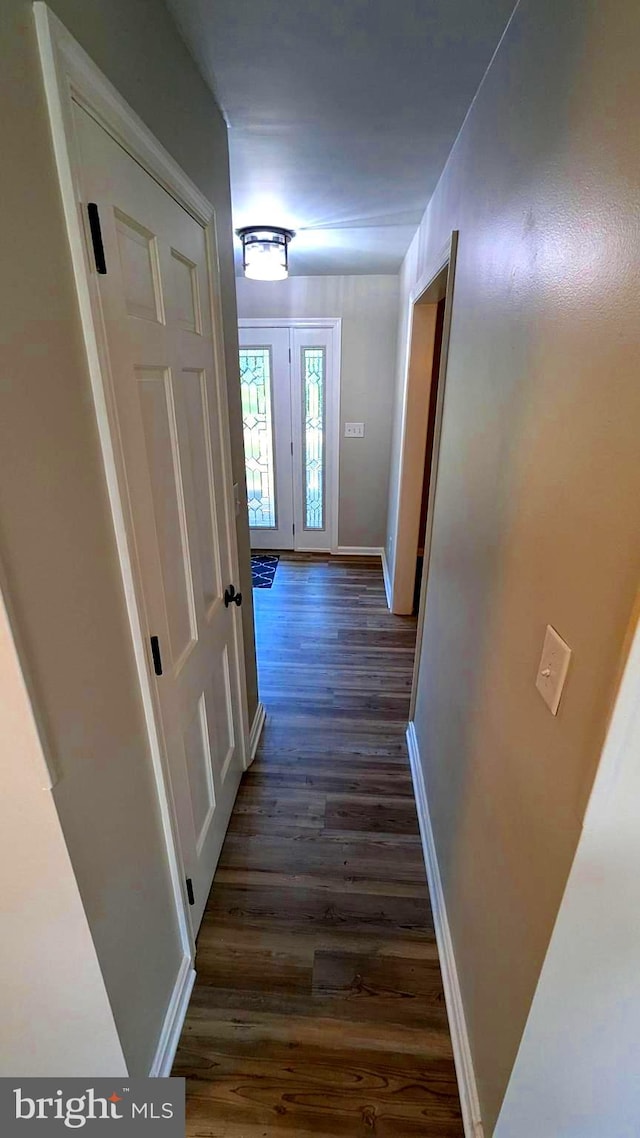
[238,318,342,554]
[34,2,251,1015]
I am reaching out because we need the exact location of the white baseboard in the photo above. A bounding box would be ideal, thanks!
[381,547,393,610]
[406,722,484,1138]
[332,546,383,557]
[149,953,196,1077]
[248,701,266,765]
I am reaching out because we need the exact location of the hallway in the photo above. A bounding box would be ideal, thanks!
[174,555,463,1136]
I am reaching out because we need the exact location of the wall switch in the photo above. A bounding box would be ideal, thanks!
[536,625,572,715]
[344,422,365,438]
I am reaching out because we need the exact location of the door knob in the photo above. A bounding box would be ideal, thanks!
[224,584,243,608]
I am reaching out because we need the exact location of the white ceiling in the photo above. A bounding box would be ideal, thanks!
[166,0,515,276]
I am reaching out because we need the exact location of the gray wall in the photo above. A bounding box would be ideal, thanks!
[386,0,640,1130]
[0,0,256,1074]
[237,274,400,549]
[0,585,127,1075]
[495,607,640,1137]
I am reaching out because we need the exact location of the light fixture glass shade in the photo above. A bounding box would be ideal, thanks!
[237,226,294,281]
[244,241,287,280]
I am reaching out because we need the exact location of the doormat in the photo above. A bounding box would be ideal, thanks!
[251,553,279,588]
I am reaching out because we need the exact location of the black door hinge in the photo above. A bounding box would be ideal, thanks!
[186,878,195,906]
[87,202,107,274]
[224,584,243,608]
[150,635,163,676]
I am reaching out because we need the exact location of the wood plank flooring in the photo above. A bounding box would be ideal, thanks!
[173,554,463,1137]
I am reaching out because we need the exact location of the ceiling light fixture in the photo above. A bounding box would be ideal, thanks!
[237,225,294,281]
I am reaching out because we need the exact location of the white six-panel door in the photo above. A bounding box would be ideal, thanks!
[74,103,245,933]
[239,321,339,552]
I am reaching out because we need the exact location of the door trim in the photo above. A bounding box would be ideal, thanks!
[238,318,342,553]
[391,231,458,618]
[34,3,251,979]
[248,701,267,765]
[408,233,459,719]
[406,722,484,1138]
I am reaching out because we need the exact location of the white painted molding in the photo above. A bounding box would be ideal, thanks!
[333,546,383,557]
[248,701,266,765]
[239,318,340,329]
[411,232,456,307]
[381,547,393,610]
[406,722,484,1138]
[149,954,196,1077]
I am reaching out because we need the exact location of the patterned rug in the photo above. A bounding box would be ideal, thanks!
[251,554,279,589]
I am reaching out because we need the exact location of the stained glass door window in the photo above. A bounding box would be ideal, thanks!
[239,347,276,528]
[302,347,325,530]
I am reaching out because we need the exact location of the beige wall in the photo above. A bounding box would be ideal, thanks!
[386,0,640,1130]
[0,582,127,1076]
[0,0,255,1074]
[237,274,399,548]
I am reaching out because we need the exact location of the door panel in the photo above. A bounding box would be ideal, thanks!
[178,369,222,613]
[114,210,163,323]
[171,249,201,333]
[75,102,245,933]
[137,367,197,663]
[206,646,235,780]
[183,694,215,851]
[291,327,335,551]
[239,328,293,549]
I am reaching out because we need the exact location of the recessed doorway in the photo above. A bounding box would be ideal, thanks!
[389,232,458,620]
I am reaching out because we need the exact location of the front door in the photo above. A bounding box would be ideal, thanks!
[240,323,337,552]
[74,103,246,932]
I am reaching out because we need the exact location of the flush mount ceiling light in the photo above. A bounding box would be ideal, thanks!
[237,225,295,281]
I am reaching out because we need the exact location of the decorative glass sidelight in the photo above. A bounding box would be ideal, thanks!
[239,347,276,528]
[302,347,325,530]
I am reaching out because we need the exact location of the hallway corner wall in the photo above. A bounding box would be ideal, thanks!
[0,580,127,1076]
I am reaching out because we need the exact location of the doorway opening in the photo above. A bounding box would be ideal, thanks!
[413,295,446,612]
[389,232,458,624]
[238,319,340,554]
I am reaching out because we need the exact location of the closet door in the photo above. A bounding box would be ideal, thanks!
[75,103,247,932]
[239,327,294,550]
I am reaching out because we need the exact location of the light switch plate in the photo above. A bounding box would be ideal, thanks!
[536,625,572,715]
[344,422,365,438]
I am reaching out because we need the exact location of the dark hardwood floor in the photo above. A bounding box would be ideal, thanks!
[173,554,463,1137]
